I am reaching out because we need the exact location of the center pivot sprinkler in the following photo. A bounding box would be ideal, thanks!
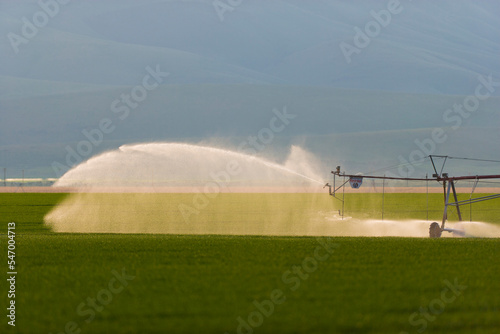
[327,156,500,238]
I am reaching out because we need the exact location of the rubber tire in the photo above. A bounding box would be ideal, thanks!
[429,222,442,238]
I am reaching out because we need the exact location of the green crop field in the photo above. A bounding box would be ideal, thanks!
[342,192,500,223]
[1,193,500,334]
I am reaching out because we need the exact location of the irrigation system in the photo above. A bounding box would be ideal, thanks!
[325,155,500,238]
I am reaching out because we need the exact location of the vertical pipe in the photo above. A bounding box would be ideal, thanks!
[442,179,447,221]
[469,197,472,222]
[426,174,429,221]
[333,172,336,197]
[341,174,345,220]
[468,179,472,222]
[382,176,385,221]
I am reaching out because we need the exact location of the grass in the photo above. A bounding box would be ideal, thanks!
[1,193,499,334]
[342,192,500,223]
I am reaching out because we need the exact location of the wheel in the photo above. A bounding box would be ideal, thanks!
[429,222,442,238]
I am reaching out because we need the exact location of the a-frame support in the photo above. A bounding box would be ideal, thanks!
[441,180,462,229]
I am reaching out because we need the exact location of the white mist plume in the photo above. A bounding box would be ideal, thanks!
[45,142,500,237]
[54,143,324,189]
[283,145,324,184]
[45,143,330,234]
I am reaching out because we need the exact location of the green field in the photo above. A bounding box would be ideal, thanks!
[342,192,500,223]
[42,191,500,235]
[1,193,500,334]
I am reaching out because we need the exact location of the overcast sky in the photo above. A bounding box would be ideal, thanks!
[1,0,499,178]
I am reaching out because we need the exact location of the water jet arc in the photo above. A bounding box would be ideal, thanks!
[54,143,324,190]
